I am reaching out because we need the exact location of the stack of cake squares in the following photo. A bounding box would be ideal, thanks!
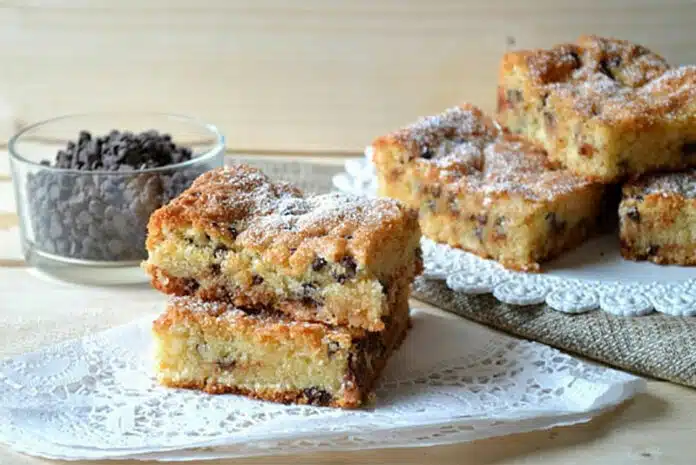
[143,164,423,408]
[370,35,696,270]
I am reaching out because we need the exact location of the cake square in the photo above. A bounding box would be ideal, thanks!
[153,295,410,408]
[620,170,696,265]
[497,35,696,182]
[370,104,606,272]
[144,164,422,332]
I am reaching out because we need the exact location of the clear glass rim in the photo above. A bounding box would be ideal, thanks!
[8,111,226,175]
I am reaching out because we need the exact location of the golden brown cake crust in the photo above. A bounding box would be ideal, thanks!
[146,164,420,269]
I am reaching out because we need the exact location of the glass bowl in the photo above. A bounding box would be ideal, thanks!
[9,113,225,285]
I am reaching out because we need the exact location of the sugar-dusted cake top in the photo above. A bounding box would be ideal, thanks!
[502,35,696,124]
[625,170,696,199]
[147,164,420,264]
[372,104,595,201]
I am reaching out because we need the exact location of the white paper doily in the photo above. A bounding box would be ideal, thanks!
[332,155,696,317]
[0,308,643,461]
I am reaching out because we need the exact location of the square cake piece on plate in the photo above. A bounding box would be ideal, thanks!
[370,104,606,272]
[144,165,422,332]
[153,295,410,408]
[497,35,696,182]
[620,170,696,265]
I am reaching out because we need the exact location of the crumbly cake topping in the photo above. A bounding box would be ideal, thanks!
[517,35,696,122]
[379,105,592,201]
[150,164,418,259]
[629,170,696,199]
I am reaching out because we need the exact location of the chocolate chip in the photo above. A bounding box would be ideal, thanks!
[213,245,227,259]
[327,341,341,358]
[228,226,238,239]
[647,245,660,257]
[626,206,641,222]
[682,141,696,156]
[311,257,327,271]
[599,59,615,80]
[569,51,581,67]
[545,212,567,234]
[25,128,201,262]
[543,111,555,131]
[420,145,434,160]
[183,279,200,293]
[507,89,523,104]
[210,263,221,274]
[289,248,297,254]
[216,358,236,370]
[379,277,390,295]
[252,275,264,285]
[302,387,332,406]
[339,256,357,277]
[475,214,488,225]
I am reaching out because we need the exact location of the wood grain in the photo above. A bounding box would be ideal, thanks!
[0,1,695,152]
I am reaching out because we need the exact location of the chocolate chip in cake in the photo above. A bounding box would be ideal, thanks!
[332,257,357,283]
[311,256,327,272]
[183,278,200,293]
[213,244,228,259]
[569,51,582,67]
[647,245,660,257]
[251,274,264,286]
[626,206,641,222]
[302,387,332,406]
[210,263,221,274]
[340,256,357,274]
[420,145,434,160]
[598,59,615,80]
[227,226,239,239]
[217,358,236,370]
[327,341,341,358]
[507,89,523,105]
[543,111,556,131]
[545,212,567,234]
[682,141,696,157]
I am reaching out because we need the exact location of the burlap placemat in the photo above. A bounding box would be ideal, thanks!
[242,157,696,389]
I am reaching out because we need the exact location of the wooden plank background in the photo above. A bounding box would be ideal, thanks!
[0,0,695,153]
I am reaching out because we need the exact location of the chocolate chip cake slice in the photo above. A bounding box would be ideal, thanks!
[153,295,410,408]
[144,165,422,331]
[620,170,696,265]
[497,35,696,182]
[371,104,606,272]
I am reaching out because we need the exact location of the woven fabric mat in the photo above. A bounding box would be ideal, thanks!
[242,157,696,389]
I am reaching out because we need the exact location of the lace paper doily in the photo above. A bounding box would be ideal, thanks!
[333,155,696,317]
[0,309,643,461]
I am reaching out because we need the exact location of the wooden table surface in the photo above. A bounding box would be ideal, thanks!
[0,153,695,465]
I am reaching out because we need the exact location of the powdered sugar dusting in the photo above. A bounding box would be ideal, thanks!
[168,165,413,247]
[388,105,593,201]
[634,170,696,199]
[520,35,694,122]
[396,104,499,154]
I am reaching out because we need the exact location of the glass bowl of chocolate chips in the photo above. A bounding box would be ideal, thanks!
[9,113,224,284]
